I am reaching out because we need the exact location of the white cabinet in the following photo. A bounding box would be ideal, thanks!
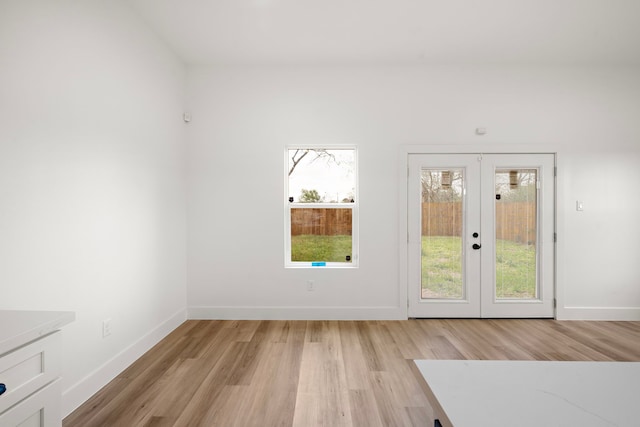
[0,311,74,427]
[0,379,61,427]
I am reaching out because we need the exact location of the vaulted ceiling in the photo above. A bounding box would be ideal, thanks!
[129,0,640,66]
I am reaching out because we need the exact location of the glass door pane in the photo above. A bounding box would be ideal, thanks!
[421,169,464,299]
[494,169,538,300]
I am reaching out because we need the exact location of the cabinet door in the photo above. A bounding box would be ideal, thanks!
[0,379,61,427]
[0,332,61,413]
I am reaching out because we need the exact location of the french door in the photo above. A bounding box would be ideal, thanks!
[408,153,555,318]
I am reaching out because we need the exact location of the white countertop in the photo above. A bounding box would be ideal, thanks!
[414,360,640,427]
[0,310,75,356]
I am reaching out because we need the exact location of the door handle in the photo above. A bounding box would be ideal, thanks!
[472,243,481,250]
[0,383,6,396]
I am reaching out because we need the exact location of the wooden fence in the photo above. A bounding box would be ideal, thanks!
[290,203,536,243]
[422,202,537,244]
[291,208,352,236]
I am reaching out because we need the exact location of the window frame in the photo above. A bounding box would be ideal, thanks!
[284,145,359,269]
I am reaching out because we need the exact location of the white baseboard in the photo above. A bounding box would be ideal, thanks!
[189,305,639,321]
[61,308,187,418]
[557,306,640,321]
[188,306,406,320]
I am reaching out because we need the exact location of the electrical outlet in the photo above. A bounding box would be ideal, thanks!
[307,280,315,291]
[102,318,112,338]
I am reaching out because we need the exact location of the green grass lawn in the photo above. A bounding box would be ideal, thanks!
[291,235,535,297]
[494,239,537,298]
[422,236,536,299]
[291,235,352,263]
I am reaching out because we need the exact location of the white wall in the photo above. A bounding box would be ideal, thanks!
[0,0,188,415]
[186,65,640,320]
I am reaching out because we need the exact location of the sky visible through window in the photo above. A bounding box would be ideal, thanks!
[288,149,355,203]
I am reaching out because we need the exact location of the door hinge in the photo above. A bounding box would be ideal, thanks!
[553,298,557,308]
[407,166,410,178]
[554,166,557,177]
[553,232,557,243]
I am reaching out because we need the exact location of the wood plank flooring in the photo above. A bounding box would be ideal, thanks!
[63,319,640,427]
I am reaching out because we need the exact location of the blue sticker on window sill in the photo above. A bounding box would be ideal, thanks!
[311,262,326,267]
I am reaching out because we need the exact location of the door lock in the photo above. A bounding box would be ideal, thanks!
[472,243,482,250]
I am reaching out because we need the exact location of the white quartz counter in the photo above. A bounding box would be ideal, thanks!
[0,311,75,357]
[414,360,640,427]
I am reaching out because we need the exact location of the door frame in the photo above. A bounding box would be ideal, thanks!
[399,144,560,319]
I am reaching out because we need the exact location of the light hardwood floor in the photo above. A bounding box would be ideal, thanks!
[64,319,640,427]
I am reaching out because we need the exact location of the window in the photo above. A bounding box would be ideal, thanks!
[285,147,358,268]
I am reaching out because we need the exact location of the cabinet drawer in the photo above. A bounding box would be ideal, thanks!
[0,378,61,427]
[0,332,61,414]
